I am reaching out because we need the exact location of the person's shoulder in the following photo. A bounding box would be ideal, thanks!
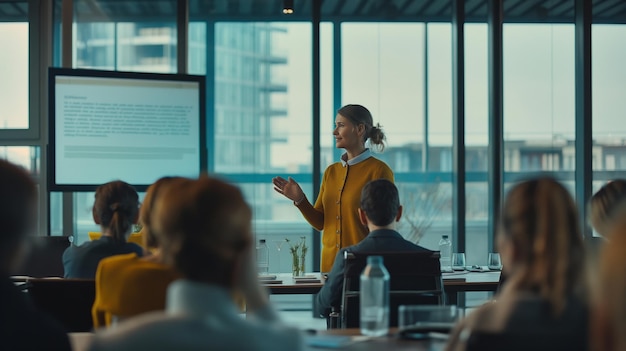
[362,157,393,173]
[411,243,433,252]
[324,162,344,172]
[0,293,72,351]
[88,312,182,351]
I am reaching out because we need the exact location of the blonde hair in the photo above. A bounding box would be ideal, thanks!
[151,176,252,284]
[500,177,585,315]
[593,224,626,351]
[588,179,626,237]
[337,104,386,152]
[139,177,186,249]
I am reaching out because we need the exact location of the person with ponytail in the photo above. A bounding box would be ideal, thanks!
[272,104,394,272]
[444,177,588,351]
[91,177,183,328]
[63,180,143,279]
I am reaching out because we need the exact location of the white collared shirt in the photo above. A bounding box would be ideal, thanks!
[340,148,372,167]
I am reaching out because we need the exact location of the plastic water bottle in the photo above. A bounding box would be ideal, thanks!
[439,235,452,273]
[360,255,390,337]
[256,239,269,274]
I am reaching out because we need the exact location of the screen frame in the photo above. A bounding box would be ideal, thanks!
[47,67,207,192]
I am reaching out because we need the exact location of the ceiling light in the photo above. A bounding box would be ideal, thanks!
[283,0,294,14]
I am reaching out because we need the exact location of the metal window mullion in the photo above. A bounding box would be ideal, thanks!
[487,0,504,253]
[575,0,592,238]
[312,0,322,272]
[452,0,466,254]
[177,0,189,74]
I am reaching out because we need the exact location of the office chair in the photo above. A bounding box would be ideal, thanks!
[12,236,71,278]
[330,251,444,329]
[24,278,96,332]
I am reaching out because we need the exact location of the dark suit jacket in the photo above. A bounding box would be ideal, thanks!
[315,229,431,317]
[0,275,71,350]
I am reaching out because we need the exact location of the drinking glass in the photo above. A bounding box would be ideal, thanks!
[398,305,461,340]
[488,253,502,271]
[451,253,466,271]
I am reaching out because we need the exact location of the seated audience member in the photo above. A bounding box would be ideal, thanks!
[445,177,588,351]
[591,225,626,351]
[315,178,431,317]
[92,177,183,328]
[588,179,626,237]
[63,180,143,279]
[87,176,303,351]
[0,159,71,350]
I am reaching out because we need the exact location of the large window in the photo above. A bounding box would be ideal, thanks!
[341,22,453,254]
[10,0,626,275]
[201,22,315,274]
[503,0,576,203]
[465,22,489,265]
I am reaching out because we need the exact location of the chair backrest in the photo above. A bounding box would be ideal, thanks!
[25,278,96,332]
[12,236,71,278]
[340,251,443,328]
[466,331,588,351]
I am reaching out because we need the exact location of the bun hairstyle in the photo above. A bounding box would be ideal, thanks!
[338,104,386,152]
[588,179,626,237]
[92,180,139,243]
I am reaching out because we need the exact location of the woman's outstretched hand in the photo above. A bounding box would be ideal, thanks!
[272,176,305,203]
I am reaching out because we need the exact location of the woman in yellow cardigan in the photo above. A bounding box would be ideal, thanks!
[273,104,394,272]
[91,177,184,328]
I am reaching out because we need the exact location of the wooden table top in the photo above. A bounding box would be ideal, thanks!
[262,271,501,294]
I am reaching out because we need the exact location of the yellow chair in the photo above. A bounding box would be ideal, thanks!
[88,232,144,247]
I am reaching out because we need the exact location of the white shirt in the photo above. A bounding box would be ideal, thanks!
[88,280,304,351]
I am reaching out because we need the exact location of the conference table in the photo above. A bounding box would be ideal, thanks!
[69,329,447,351]
[304,328,447,351]
[262,271,501,305]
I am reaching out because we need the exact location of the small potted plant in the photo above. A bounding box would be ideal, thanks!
[286,236,307,277]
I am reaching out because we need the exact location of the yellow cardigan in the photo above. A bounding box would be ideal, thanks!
[297,156,394,272]
[92,253,178,328]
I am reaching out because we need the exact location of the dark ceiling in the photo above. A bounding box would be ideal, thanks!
[0,0,625,23]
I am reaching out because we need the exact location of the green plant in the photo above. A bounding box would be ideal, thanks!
[286,236,307,276]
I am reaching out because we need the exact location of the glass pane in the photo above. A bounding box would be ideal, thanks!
[213,22,311,174]
[188,22,206,75]
[0,146,39,174]
[341,22,453,252]
[465,22,489,266]
[592,24,626,183]
[73,0,177,73]
[206,22,314,272]
[503,21,575,186]
[0,20,28,129]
